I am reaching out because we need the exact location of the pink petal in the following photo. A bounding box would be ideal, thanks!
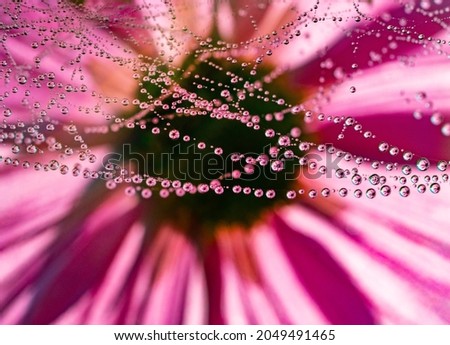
[56,223,146,324]
[84,0,156,56]
[269,0,388,69]
[0,0,138,125]
[280,163,450,323]
[86,226,207,325]
[251,223,329,323]
[16,195,141,324]
[282,205,450,324]
[181,259,208,324]
[311,56,450,161]
[272,213,375,324]
[0,168,87,251]
[141,227,198,324]
[203,240,225,324]
[217,231,281,324]
[217,0,273,43]
[293,1,448,86]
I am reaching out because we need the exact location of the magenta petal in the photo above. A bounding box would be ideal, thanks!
[20,205,141,324]
[318,113,450,162]
[273,215,374,324]
[293,3,448,86]
[203,241,225,325]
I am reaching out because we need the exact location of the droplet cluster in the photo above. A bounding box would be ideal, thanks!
[0,0,449,213]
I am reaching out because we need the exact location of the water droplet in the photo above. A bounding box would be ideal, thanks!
[380,185,391,196]
[351,174,362,185]
[271,160,284,172]
[298,142,310,151]
[430,183,441,194]
[366,188,376,199]
[417,184,426,194]
[308,190,317,199]
[437,160,448,171]
[146,177,157,187]
[431,112,443,126]
[345,117,355,126]
[413,110,422,120]
[321,188,331,197]
[441,123,450,137]
[169,129,180,140]
[278,135,290,146]
[3,108,12,117]
[399,186,410,197]
[17,75,27,84]
[410,175,419,184]
[233,185,242,194]
[141,188,152,199]
[369,174,380,185]
[416,157,430,171]
[403,152,413,161]
[389,147,399,156]
[378,142,389,152]
[265,129,275,138]
[266,190,276,199]
[286,190,296,199]
[339,188,348,197]
[26,145,38,154]
[401,165,412,175]
[49,160,60,170]
[354,189,363,198]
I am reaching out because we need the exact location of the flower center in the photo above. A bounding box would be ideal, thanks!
[110,51,306,238]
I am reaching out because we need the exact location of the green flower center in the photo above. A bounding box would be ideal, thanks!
[113,50,306,238]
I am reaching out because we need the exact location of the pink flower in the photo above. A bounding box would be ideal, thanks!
[1,0,450,325]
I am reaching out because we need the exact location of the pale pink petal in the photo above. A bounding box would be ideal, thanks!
[83,225,207,325]
[280,199,450,324]
[0,168,87,250]
[1,189,140,324]
[218,231,281,324]
[272,213,375,324]
[212,227,332,324]
[251,224,329,323]
[181,260,208,324]
[84,0,156,56]
[0,145,112,252]
[128,0,213,64]
[141,227,198,324]
[219,256,254,324]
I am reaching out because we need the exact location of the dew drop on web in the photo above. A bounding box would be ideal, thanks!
[437,160,448,172]
[380,185,391,197]
[399,186,411,198]
[0,0,448,223]
[442,123,450,137]
[416,157,430,171]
